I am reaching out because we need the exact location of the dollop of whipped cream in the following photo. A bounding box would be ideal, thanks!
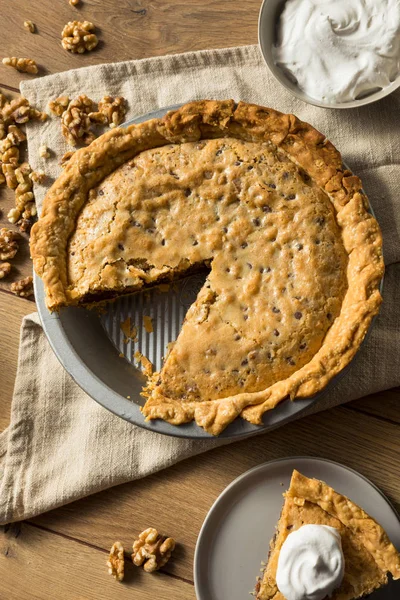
[276,525,345,600]
[273,0,400,103]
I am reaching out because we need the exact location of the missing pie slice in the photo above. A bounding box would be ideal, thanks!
[256,470,400,600]
[31,100,384,435]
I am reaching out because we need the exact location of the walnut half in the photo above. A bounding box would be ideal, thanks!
[107,542,125,582]
[0,228,19,260]
[61,21,98,54]
[61,95,96,146]
[2,57,38,74]
[10,276,34,298]
[132,528,175,573]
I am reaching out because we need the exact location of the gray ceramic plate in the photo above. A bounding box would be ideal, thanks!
[194,457,400,600]
[258,0,400,109]
[34,105,381,440]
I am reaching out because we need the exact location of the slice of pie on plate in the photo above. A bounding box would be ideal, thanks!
[30,100,384,435]
[256,470,400,600]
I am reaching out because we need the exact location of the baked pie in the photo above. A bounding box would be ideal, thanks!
[31,100,384,435]
[256,470,400,600]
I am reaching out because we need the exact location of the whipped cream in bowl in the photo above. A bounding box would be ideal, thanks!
[258,0,400,108]
[276,524,345,600]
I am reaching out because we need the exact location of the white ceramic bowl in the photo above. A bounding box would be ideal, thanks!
[258,0,400,109]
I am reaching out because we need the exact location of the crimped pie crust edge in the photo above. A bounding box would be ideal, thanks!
[256,470,400,600]
[30,100,384,435]
[288,470,400,580]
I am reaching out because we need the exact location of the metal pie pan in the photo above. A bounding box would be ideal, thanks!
[194,457,400,599]
[35,105,381,440]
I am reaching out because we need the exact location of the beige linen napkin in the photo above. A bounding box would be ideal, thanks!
[1,45,399,525]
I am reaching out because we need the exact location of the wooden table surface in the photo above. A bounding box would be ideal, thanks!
[1,2,399,598]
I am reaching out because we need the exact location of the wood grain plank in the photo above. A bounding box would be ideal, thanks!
[348,388,400,424]
[0,522,195,600]
[30,404,400,582]
[0,0,259,89]
[0,291,34,431]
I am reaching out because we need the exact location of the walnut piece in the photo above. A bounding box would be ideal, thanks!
[0,228,19,260]
[61,95,97,146]
[2,146,20,166]
[0,137,13,154]
[30,169,46,184]
[48,96,70,117]
[7,208,20,224]
[2,97,47,124]
[97,96,127,128]
[15,163,31,185]
[0,262,11,279]
[2,57,38,74]
[61,21,98,53]
[2,163,18,189]
[21,201,37,219]
[0,244,19,261]
[87,110,107,124]
[107,542,124,582]
[132,528,175,573]
[18,218,34,233]
[7,124,26,145]
[10,276,34,298]
[24,20,36,33]
[39,144,50,158]
[0,115,5,140]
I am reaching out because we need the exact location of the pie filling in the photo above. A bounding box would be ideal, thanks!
[68,137,348,404]
[72,260,211,305]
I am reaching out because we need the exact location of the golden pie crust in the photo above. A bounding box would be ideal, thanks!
[31,100,384,435]
[256,470,400,600]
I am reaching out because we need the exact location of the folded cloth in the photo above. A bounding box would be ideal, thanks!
[1,45,399,525]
